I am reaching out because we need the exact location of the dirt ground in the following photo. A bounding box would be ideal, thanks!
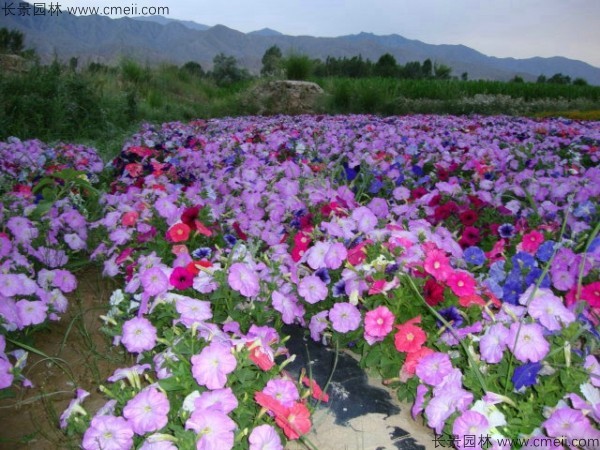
[0,268,129,450]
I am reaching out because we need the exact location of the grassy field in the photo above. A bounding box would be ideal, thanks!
[2,60,600,161]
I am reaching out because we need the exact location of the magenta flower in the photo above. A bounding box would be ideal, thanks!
[82,415,134,450]
[191,342,237,390]
[123,386,170,435]
[298,275,328,304]
[194,387,238,414]
[249,424,283,450]
[169,266,194,290]
[175,297,212,328]
[263,378,300,408]
[329,302,361,333]
[185,410,235,450]
[507,322,550,363]
[141,267,169,296]
[446,271,476,297]
[423,248,452,282]
[228,262,260,297]
[121,317,157,354]
[15,300,48,327]
[415,353,453,386]
[479,323,509,364]
[364,305,395,344]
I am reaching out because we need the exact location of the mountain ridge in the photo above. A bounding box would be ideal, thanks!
[3,9,599,84]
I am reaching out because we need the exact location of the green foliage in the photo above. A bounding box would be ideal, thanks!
[260,45,283,77]
[180,61,204,77]
[211,52,250,87]
[283,53,313,81]
[0,27,25,55]
[374,53,398,78]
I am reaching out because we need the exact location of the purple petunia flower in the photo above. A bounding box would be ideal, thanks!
[15,300,48,328]
[512,362,542,391]
[452,411,490,450]
[524,287,575,331]
[82,415,134,450]
[186,410,236,450]
[141,267,169,297]
[52,269,77,293]
[415,353,453,386]
[544,407,600,441]
[175,297,212,328]
[263,378,300,408]
[123,386,170,435]
[121,317,157,354]
[324,242,348,270]
[191,342,237,390]
[194,387,238,414]
[351,206,378,233]
[479,323,509,364]
[272,290,304,325]
[507,322,549,363]
[0,357,14,389]
[309,310,329,342]
[228,262,260,297]
[249,424,283,450]
[297,275,328,304]
[329,302,361,333]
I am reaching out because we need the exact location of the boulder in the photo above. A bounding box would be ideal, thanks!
[248,80,325,115]
[0,54,31,73]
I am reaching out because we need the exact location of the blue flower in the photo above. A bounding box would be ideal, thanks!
[498,223,515,239]
[437,306,464,328]
[368,179,384,194]
[512,362,541,390]
[395,174,405,186]
[512,252,536,272]
[332,279,346,297]
[224,234,237,247]
[535,240,555,263]
[343,162,359,181]
[411,165,423,176]
[574,201,595,219]
[191,247,212,260]
[524,268,551,289]
[503,280,523,305]
[588,237,600,253]
[489,261,507,283]
[315,268,331,284]
[484,278,503,299]
[464,246,487,266]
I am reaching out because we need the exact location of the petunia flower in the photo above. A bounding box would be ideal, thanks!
[191,342,237,390]
[364,305,395,344]
[415,352,453,386]
[169,266,194,290]
[543,407,600,441]
[186,410,236,450]
[274,402,311,440]
[446,271,476,297]
[123,386,170,435]
[581,281,600,308]
[297,275,328,304]
[452,411,490,450]
[249,424,283,450]
[263,378,300,408]
[82,415,134,450]
[141,267,169,297]
[121,317,157,354]
[194,388,238,414]
[166,222,191,243]
[228,262,260,297]
[507,322,550,363]
[329,302,361,333]
[15,300,48,328]
[423,248,452,281]
[175,297,212,328]
[394,317,427,353]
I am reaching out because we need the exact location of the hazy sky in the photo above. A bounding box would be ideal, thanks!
[58,0,600,67]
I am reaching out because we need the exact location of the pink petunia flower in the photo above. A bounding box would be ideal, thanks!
[169,266,194,290]
[123,386,170,435]
[364,305,395,344]
[191,342,237,390]
[228,262,260,297]
[394,317,427,353]
[423,248,452,281]
[446,271,476,297]
[520,230,545,254]
[581,281,600,308]
[121,317,157,354]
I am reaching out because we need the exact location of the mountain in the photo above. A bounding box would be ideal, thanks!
[3,6,600,84]
[130,16,210,31]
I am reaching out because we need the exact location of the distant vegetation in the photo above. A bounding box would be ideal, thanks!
[1,29,599,161]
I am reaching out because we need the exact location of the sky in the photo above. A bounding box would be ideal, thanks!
[56,0,600,67]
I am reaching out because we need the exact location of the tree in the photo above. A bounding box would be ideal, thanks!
[283,54,312,80]
[374,53,398,78]
[510,75,524,83]
[572,77,588,86]
[461,72,468,81]
[536,75,547,83]
[260,45,283,77]
[181,61,204,77]
[547,73,571,85]
[0,28,25,55]
[433,62,452,80]
[421,59,433,78]
[211,53,248,86]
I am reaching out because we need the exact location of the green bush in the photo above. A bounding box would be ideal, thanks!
[284,54,313,81]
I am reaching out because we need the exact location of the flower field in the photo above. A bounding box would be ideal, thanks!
[1,114,599,449]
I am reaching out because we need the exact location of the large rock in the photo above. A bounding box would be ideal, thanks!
[248,80,325,115]
[0,54,31,73]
